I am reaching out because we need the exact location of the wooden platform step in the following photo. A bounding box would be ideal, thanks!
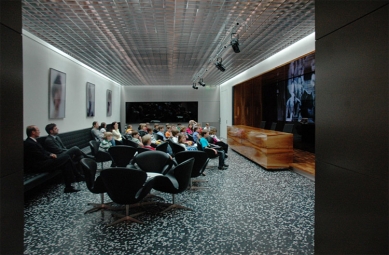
[290,162,315,181]
[290,163,315,175]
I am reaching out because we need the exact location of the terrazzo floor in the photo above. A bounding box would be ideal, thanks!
[24,149,315,255]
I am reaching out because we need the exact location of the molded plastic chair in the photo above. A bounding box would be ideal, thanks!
[138,130,148,137]
[283,123,294,133]
[156,134,165,141]
[270,122,277,131]
[89,140,112,169]
[175,151,209,189]
[131,150,174,174]
[136,147,153,154]
[155,142,169,153]
[260,121,266,129]
[100,167,156,226]
[108,145,137,167]
[123,138,140,148]
[153,158,195,213]
[206,136,214,144]
[80,158,112,214]
[168,140,186,156]
[197,141,219,168]
[187,134,194,141]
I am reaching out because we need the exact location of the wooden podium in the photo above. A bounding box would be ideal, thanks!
[227,125,293,169]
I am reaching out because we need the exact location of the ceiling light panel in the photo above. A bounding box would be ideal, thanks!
[22,0,314,85]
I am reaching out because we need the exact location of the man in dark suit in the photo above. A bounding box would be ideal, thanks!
[44,123,88,163]
[24,125,80,193]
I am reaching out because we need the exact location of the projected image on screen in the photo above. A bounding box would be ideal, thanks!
[285,55,315,122]
[126,102,198,123]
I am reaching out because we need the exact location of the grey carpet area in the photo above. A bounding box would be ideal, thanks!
[24,149,315,255]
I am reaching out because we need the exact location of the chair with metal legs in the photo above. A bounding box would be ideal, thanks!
[108,145,137,167]
[175,151,209,190]
[100,167,156,226]
[88,140,112,170]
[152,158,195,213]
[80,158,113,214]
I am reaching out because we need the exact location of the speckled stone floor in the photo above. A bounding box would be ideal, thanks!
[24,149,315,255]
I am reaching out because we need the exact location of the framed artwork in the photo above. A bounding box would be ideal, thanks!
[86,82,95,117]
[106,89,112,116]
[49,68,66,119]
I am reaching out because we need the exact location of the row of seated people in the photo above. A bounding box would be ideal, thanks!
[23,120,226,194]
[24,123,90,193]
[98,126,229,170]
[92,120,215,146]
[124,121,227,152]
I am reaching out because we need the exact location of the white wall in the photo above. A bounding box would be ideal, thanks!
[120,85,220,128]
[23,31,121,137]
[219,33,316,139]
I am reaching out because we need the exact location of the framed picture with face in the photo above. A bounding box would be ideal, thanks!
[107,89,112,116]
[86,82,95,117]
[49,68,66,119]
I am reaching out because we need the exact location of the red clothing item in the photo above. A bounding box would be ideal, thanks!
[186,127,193,134]
[144,145,155,150]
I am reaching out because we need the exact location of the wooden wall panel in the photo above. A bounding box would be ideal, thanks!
[233,53,314,127]
[233,85,243,125]
[252,76,262,127]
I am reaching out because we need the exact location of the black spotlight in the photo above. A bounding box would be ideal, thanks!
[215,58,226,72]
[192,83,198,89]
[231,33,240,53]
[198,78,206,87]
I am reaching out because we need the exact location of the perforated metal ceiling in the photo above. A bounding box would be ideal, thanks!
[22,0,315,86]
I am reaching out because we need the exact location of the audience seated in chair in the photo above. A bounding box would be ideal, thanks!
[142,135,156,151]
[168,136,186,155]
[24,125,80,193]
[209,128,229,154]
[89,140,113,169]
[178,133,197,151]
[91,121,104,142]
[124,124,133,136]
[171,129,179,143]
[156,126,166,141]
[153,123,159,134]
[192,127,200,143]
[138,123,148,137]
[128,130,143,147]
[111,121,123,145]
[99,122,107,134]
[99,132,115,152]
[44,123,90,164]
[146,127,159,147]
[186,123,194,135]
[165,125,172,139]
[198,131,228,170]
